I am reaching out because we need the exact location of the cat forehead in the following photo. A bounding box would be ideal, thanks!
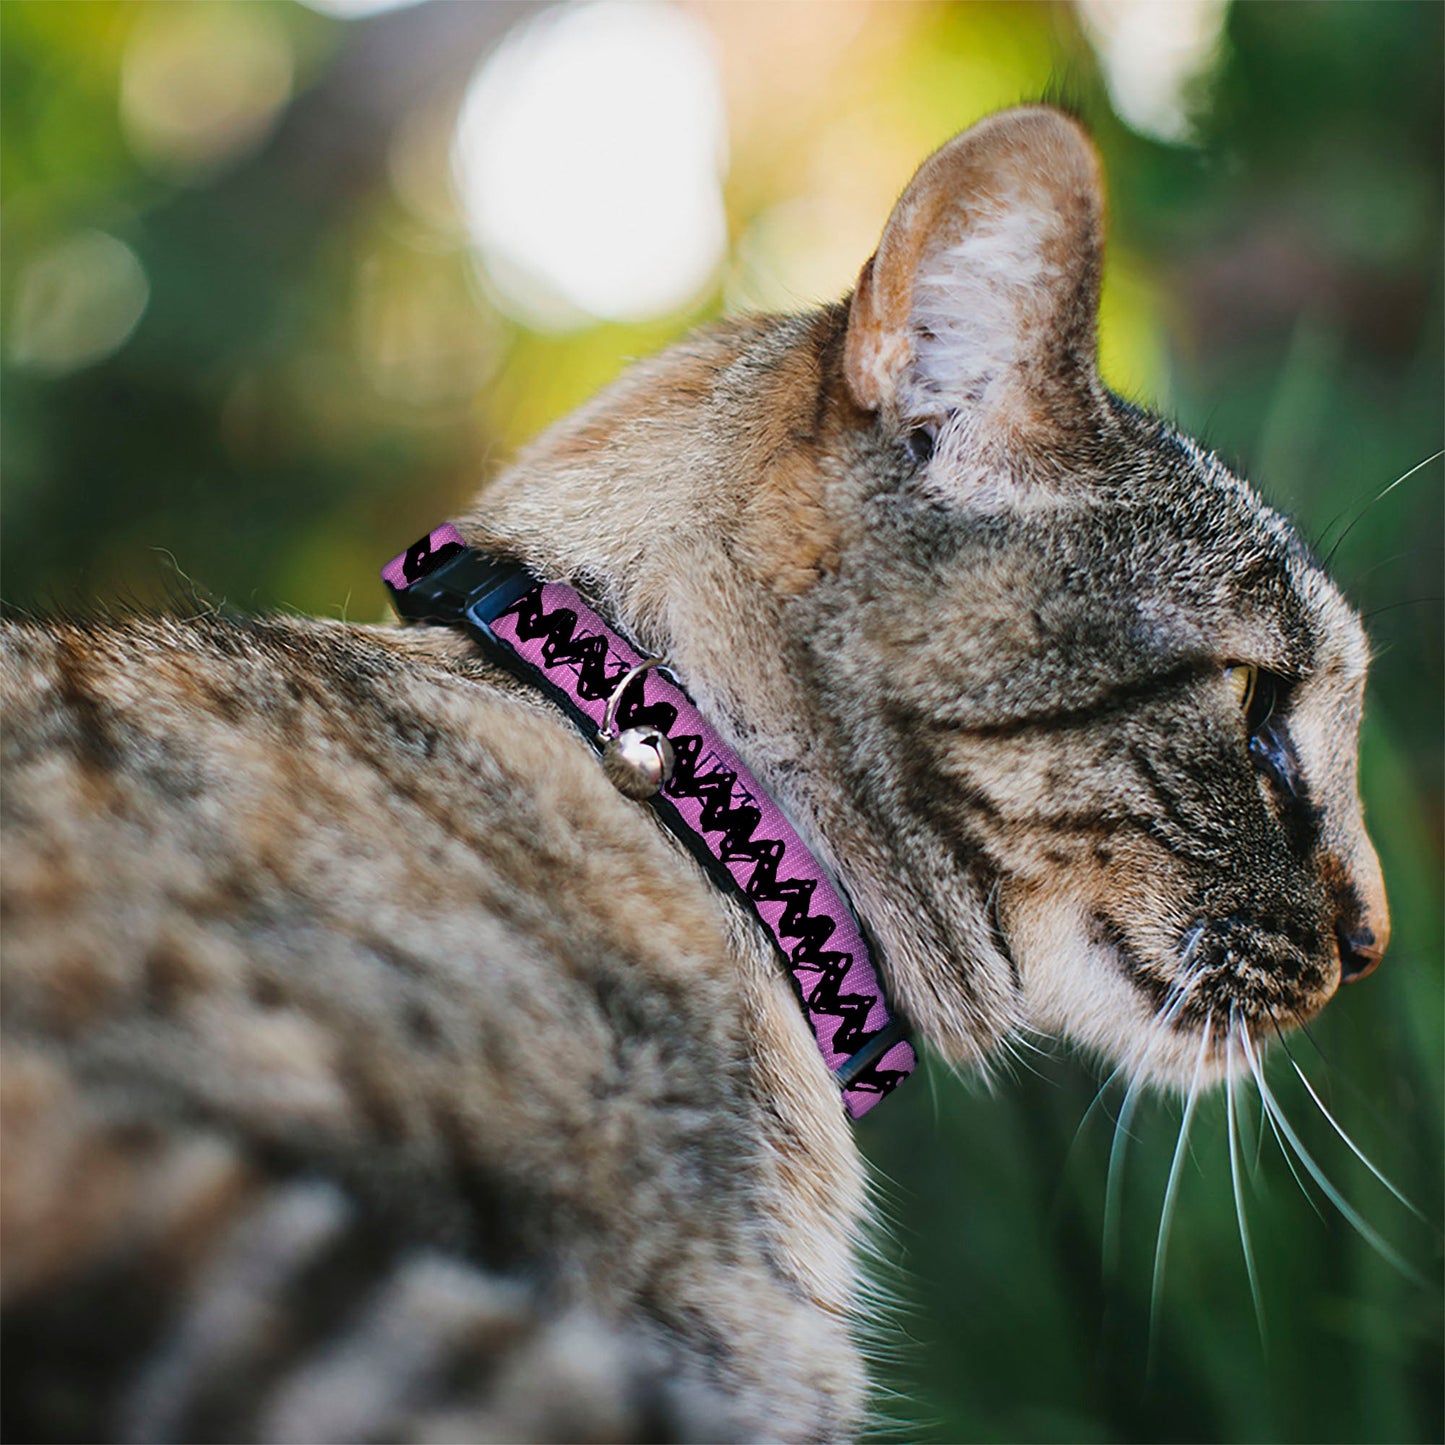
[1156,434,1369,679]
[863,420,1366,682]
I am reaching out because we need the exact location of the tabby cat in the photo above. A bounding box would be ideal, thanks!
[1,107,1387,1443]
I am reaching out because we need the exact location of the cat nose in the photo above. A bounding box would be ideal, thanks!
[1334,837,1389,984]
[1336,922,1384,983]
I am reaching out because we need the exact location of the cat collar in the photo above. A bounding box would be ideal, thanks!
[382,524,916,1119]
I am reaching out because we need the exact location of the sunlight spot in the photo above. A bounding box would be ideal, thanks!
[452,0,728,329]
[1076,0,1230,145]
[9,232,150,374]
[298,0,430,16]
[120,4,294,179]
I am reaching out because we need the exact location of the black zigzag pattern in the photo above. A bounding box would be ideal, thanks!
[402,534,464,585]
[504,588,679,732]
[500,587,908,1101]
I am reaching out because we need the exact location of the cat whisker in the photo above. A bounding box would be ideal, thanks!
[1101,967,1212,1282]
[1098,973,1198,1279]
[1148,1021,1211,1360]
[1264,1051,1376,1198]
[1178,919,1206,970]
[1254,1072,1327,1222]
[1320,449,1443,568]
[1145,969,1206,1062]
[1360,596,1445,622]
[1101,1074,1142,1283]
[1235,1066,1266,1184]
[1014,1025,1060,1074]
[922,1055,943,1125]
[1219,1028,1323,1208]
[1227,1015,1267,1349]
[1070,1061,1126,1163]
[1293,1016,1330,1071]
[1146,972,1201,1049]
[994,1034,1053,1086]
[1004,1030,1051,1059]
[1250,1080,1268,1179]
[1239,1032,1424,1285]
[1155,981,1189,1025]
[1266,1019,1425,1222]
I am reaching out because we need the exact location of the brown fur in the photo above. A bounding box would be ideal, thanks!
[1,109,1385,1441]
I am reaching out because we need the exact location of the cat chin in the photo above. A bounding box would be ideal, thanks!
[1004,894,1255,1094]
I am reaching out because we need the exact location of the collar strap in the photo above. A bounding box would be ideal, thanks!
[383,524,915,1119]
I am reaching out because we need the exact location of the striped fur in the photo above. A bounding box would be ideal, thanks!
[1,108,1384,1440]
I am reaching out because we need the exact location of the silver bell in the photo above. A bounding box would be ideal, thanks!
[602,726,675,799]
[598,655,675,800]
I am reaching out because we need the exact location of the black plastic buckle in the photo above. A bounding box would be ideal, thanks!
[388,550,539,636]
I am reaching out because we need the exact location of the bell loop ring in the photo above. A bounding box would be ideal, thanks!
[599,657,666,741]
[598,656,675,801]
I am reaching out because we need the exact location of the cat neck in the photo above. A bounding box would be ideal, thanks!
[453,308,1019,1069]
[383,536,916,1115]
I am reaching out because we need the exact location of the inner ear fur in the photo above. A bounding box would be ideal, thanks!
[844,106,1105,443]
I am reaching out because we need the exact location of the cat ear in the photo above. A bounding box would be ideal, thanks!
[844,107,1104,442]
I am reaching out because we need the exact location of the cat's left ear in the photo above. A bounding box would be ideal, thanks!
[844,107,1104,445]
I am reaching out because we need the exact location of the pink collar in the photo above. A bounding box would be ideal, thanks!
[384,525,915,1118]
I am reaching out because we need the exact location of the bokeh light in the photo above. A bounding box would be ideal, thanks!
[120,3,294,179]
[452,0,727,329]
[298,0,430,17]
[8,231,149,374]
[1077,0,1230,143]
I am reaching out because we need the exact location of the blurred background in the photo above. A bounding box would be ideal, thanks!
[2,1,1439,1440]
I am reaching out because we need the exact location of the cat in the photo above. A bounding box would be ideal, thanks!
[0,106,1388,1443]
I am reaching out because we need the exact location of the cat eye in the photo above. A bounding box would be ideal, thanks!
[1224,663,1278,734]
[1225,663,1256,713]
[904,424,937,465]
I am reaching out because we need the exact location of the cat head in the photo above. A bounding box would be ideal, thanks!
[475,107,1388,1094]
[802,107,1388,1088]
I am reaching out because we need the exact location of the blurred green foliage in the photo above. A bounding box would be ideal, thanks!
[2,3,1439,1441]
